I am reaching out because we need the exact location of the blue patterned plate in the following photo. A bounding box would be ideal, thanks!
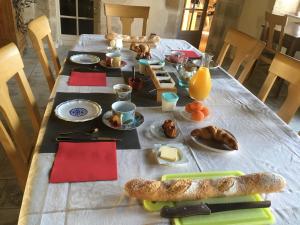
[55,99,102,122]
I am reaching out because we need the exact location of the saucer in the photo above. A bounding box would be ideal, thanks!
[99,60,127,69]
[102,111,144,130]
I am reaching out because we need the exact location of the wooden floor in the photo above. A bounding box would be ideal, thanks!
[0,47,299,225]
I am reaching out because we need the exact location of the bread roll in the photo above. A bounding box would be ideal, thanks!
[105,32,118,40]
[125,173,286,201]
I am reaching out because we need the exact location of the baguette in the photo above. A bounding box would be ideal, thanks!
[125,173,286,201]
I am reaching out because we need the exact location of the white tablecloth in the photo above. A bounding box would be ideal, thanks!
[18,35,300,225]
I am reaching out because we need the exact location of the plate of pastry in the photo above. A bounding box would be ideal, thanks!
[153,143,189,167]
[190,126,239,153]
[150,119,180,140]
[69,54,100,65]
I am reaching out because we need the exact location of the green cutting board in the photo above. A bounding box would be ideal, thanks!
[143,171,275,225]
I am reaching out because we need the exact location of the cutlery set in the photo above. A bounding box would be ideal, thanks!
[56,128,121,142]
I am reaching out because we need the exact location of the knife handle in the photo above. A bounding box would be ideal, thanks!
[208,200,271,213]
[160,204,211,218]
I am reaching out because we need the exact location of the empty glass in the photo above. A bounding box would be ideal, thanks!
[113,84,132,101]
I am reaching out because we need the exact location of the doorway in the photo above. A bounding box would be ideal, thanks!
[177,0,218,50]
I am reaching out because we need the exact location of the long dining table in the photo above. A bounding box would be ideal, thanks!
[18,35,300,225]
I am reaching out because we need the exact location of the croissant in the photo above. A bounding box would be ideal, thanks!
[191,126,238,150]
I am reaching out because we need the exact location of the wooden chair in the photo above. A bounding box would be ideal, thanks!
[260,12,287,64]
[258,53,300,123]
[104,3,150,36]
[216,28,266,83]
[0,43,41,190]
[28,15,61,91]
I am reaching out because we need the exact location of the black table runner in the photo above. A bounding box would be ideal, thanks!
[39,92,141,153]
[60,51,122,77]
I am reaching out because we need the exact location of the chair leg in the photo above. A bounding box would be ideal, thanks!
[246,60,259,82]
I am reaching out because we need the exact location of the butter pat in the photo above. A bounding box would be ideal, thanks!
[159,146,179,162]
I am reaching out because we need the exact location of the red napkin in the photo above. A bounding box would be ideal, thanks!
[68,71,107,86]
[50,142,117,183]
[175,50,201,58]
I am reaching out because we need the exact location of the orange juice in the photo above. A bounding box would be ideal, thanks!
[189,66,211,101]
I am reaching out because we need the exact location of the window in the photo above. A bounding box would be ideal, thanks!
[60,0,94,35]
[181,0,205,31]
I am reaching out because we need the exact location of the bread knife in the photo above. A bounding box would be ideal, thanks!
[160,201,271,218]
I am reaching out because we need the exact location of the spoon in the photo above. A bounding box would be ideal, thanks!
[59,127,100,136]
[132,66,136,80]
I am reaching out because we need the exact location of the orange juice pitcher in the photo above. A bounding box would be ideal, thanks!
[189,53,212,101]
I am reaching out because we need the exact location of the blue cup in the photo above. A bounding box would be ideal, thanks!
[111,101,136,125]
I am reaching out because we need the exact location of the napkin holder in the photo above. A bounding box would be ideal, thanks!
[145,66,177,102]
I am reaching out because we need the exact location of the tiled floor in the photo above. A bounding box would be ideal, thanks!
[0,46,299,225]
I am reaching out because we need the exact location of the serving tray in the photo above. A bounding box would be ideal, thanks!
[143,171,275,225]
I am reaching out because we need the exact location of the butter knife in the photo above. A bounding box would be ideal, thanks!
[160,201,271,218]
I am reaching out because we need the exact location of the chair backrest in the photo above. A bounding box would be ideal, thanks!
[258,53,300,123]
[0,43,41,190]
[28,15,61,90]
[263,12,287,53]
[104,3,150,36]
[216,28,266,83]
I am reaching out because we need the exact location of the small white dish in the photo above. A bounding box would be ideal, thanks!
[150,120,180,140]
[153,143,189,166]
[70,54,100,64]
[191,132,238,153]
[55,99,102,122]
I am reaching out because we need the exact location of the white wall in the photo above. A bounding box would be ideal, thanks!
[273,0,299,15]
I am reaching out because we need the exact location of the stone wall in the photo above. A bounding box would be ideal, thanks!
[206,0,245,56]
[99,0,183,37]
[237,0,275,39]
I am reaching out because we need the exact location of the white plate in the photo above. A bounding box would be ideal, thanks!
[153,143,189,167]
[150,120,180,140]
[70,54,100,64]
[55,99,102,122]
[191,132,238,153]
[102,110,144,130]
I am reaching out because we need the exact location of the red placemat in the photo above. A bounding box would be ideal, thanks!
[175,50,201,58]
[68,71,107,86]
[50,142,117,183]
